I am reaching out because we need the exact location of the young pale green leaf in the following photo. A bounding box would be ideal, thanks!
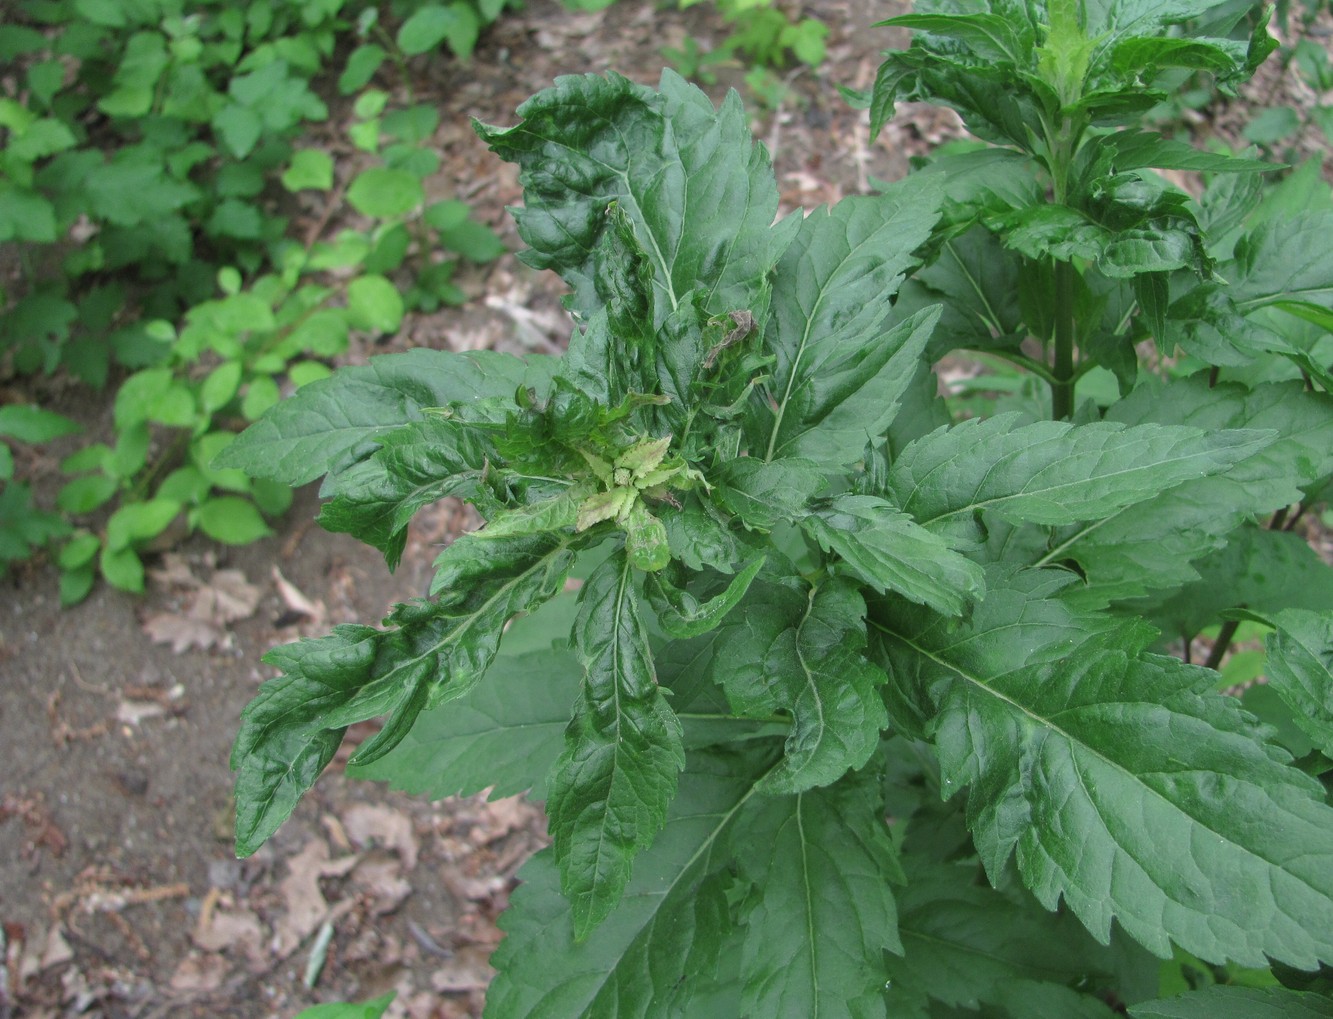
[886,858,1132,1016]
[477,70,784,330]
[1129,986,1333,1019]
[487,750,773,1018]
[349,598,582,801]
[715,578,889,794]
[881,612,1333,968]
[547,553,685,938]
[733,772,903,1019]
[644,557,765,639]
[712,456,828,530]
[758,175,945,464]
[231,537,576,855]
[292,992,396,1019]
[317,418,494,570]
[0,405,81,444]
[803,494,986,616]
[215,350,555,486]
[1264,609,1333,757]
[885,414,1273,540]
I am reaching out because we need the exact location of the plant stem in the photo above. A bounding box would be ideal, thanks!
[1051,257,1076,420]
[1204,618,1240,672]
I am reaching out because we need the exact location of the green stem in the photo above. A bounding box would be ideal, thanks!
[967,348,1060,385]
[1051,257,1076,420]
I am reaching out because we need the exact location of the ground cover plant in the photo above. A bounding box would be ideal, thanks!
[222,0,1333,1013]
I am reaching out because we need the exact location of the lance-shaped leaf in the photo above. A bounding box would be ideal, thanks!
[1229,210,1333,319]
[803,493,985,616]
[715,578,889,794]
[547,553,686,937]
[476,70,783,329]
[886,857,1140,1016]
[215,349,552,485]
[880,611,1333,968]
[1266,609,1333,758]
[757,175,945,465]
[316,417,493,569]
[487,750,773,1018]
[733,773,903,1019]
[231,536,576,855]
[1130,986,1333,1019]
[885,414,1272,541]
[348,596,582,801]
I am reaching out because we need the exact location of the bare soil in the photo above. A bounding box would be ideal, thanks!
[1,2,1326,1016]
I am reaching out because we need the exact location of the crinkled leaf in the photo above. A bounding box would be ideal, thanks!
[476,70,784,329]
[885,414,1272,541]
[715,578,888,794]
[487,750,772,1018]
[878,608,1333,968]
[803,494,985,616]
[758,176,945,464]
[318,418,494,569]
[547,553,685,938]
[215,349,555,486]
[734,772,902,1019]
[1130,986,1333,1019]
[645,557,765,639]
[1264,609,1333,757]
[231,536,575,855]
[712,456,828,530]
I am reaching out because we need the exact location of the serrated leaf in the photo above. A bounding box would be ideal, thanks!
[885,414,1273,541]
[477,70,784,331]
[715,578,888,794]
[547,553,685,937]
[232,536,576,855]
[1264,609,1333,757]
[878,608,1333,968]
[803,494,985,616]
[1130,986,1333,1019]
[758,176,945,464]
[214,349,555,485]
[887,858,1131,1015]
[487,750,772,1017]
[734,772,902,1019]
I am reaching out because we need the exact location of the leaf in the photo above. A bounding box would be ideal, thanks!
[292,992,396,1019]
[1265,609,1333,758]
[734,772,903,1019]
[196,497,272,545]
[803,494,986,616]
[1129,986,1333,1019]
[715,578,889,794]
[1229,210,1333,317]
[215,349,553,485]
[712,456,828,530]
[346,274,405,333]
[644,556,765,638]
[282,149,334,192]
[106,499,181,551]
[350,597,581,800]
[487,750,772,1017]
[886,857,1132,1016]
[396,2,480,57]
[346,168,424,219]
[477,70,784,330]
[0,405,80,444]
[885,414,1273,540]
[878,610,1333,968]
[231,537,575,855]
[317,418,493,569]
[757,175,945,464]
[547,553,685,937]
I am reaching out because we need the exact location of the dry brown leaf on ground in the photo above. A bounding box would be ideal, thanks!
[272,839,358,958]
[343,804,419,871]
[272,566,327,631]
[192,895,267,971]
[142,565,262,653]
[169,951,229,992]
[351,856,413,916]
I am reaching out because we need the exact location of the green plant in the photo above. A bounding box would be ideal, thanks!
[663,0,827,90]
[227,2,1333,1014]
[0,405,79,577]
[1,0,507,601]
